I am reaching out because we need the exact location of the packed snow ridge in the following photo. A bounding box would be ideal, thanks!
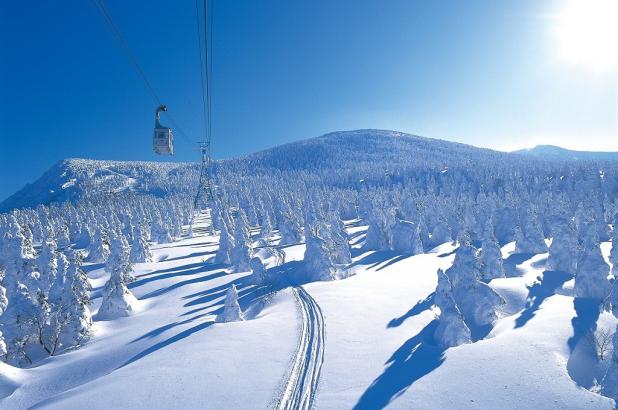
[0,129,617,409]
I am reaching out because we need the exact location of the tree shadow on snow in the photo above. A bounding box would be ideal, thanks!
[354,320,446,410]
[162,250,217,263]
[503,253,535,277]
[514,270,573,329]
[348,251,401,271]
[375,255,409,272]
[131,262,227,290]
[134,261,202,278]
[121,277,276,369]
[118,320,215,369]
[387,293,435,328]
[567,298,602,388]
[436,248,457,258]
[138,269,228,299]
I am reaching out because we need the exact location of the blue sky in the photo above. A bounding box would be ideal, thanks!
[1,0,617,202]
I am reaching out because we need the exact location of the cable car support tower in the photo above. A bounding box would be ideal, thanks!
[191,0,216,227]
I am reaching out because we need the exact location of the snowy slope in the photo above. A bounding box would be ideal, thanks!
[0,129,578,213]
[1,217,614,409]
[0,159,198,212]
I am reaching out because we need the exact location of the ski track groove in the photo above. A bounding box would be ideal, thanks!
[277,286,325,410]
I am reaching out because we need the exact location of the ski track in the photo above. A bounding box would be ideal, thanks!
[277,286,325,410]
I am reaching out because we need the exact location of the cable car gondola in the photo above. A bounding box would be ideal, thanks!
[153,104,174,155]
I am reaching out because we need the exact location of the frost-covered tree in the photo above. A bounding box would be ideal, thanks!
[106,235,134,284]
[62,251,92,348]
[434,268,471,348]
[215,216,234,265]
[37,239,58,291]
[250,257,268,286]
[427,219,452,249]
[547,219,579,273]
[97,260,137,320]
[610,280,618,317]
[216,284,244,323]
[390,217,424,255]
[278,211,303,246]
[0,272,7,315]
[304,225,336,282]
[150,214,173,244]
[446,238,505,328]
[0,330,6,361]
[129,225,152,263]
[514,214,547,254]
[230,211,253,272]
[98,234,137,319]
[364,209,391,251]
[87,229,110,263]
[56,224,71,249]
[574,226,611,300]
[609,219,618,276]
[601,325,618,401]
[478,231,504,280]
[325,213,352,264]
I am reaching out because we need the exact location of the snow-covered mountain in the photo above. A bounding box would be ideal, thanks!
[1,129,618,409]
[513,145,618,161]
[0,159,198,213]
[1,129,599,213]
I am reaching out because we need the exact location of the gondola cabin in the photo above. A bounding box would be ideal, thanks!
[153,104,174,155]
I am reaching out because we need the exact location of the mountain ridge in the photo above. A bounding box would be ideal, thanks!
[2,129,615,213]
[513,144,618,161]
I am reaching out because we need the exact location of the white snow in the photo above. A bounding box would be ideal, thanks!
[0,218,615,409]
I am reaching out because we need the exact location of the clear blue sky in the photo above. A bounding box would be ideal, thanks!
[1,0,617,202]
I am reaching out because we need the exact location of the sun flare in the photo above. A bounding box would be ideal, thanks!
[555,0,618,72]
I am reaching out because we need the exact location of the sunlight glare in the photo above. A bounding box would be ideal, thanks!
[555,0,618,73]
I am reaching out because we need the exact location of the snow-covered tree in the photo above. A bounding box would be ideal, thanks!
[547,219,579,273]
[434,268,471,348]
[610,280,618,317]
[514,217,547,254]
[609,217,618,275]
[427,219,452,249]
[87,229,110,263]
[106,235,134,284]
[601,325,618,401]
[98,232,137,320]
[574,226,611,300]
[37,239,58,291]
[446,238,505,328]
[0,272,7,315]
[364,209,391,251]
[325,213,352,264]
[0,330,6,361]
[216,284,244,323]
[61,251,92,348]
[97,265,138,320]
[150,214,173,244]
[230,211,253,272]
[390,218,424,255]
[250,257,268,286]
[215,216,234,265]
[278,211,303,246]
[129,225,152,263]
[304,225,336,282]
[478,231,504,280]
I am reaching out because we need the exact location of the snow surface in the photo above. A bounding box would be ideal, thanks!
[0,217,615,409]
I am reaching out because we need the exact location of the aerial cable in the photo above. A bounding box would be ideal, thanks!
[194,0,209,144]
[91,0,195,147]
[203,0,213,150]
[191,0,217,216]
